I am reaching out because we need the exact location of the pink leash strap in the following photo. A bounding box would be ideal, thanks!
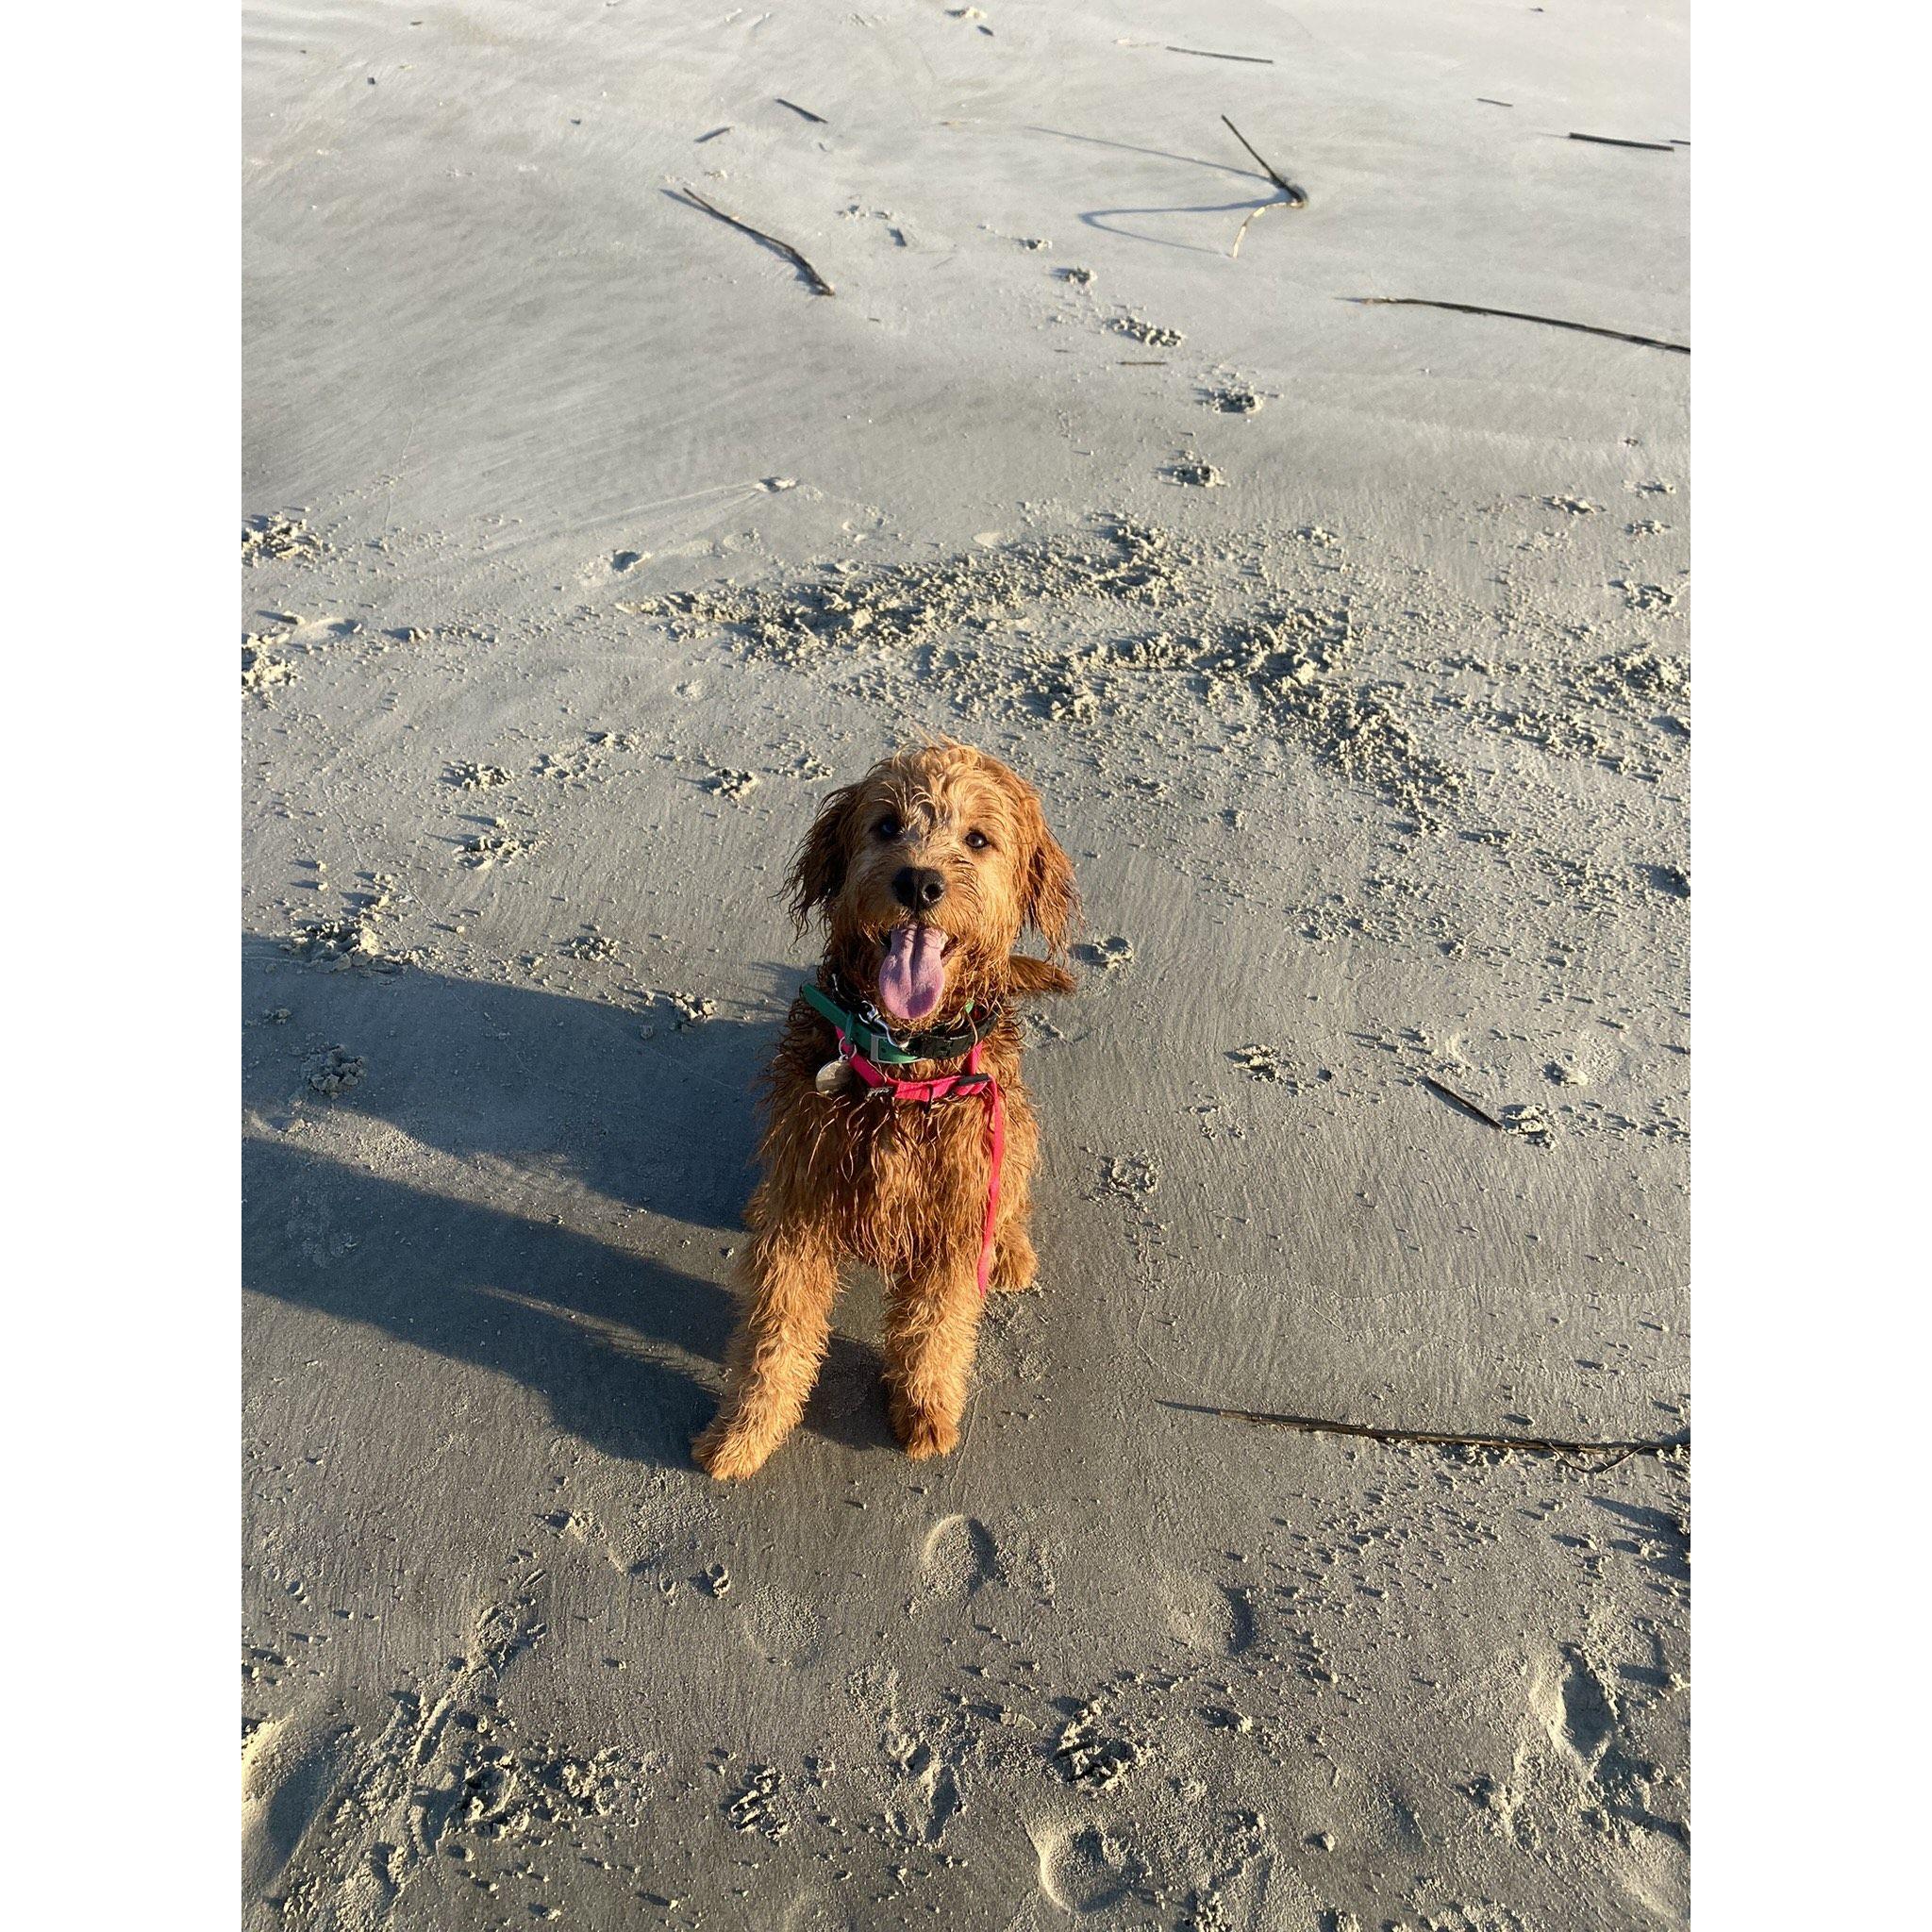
[840,1035,1005,1298]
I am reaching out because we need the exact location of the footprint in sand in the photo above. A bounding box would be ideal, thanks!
[1520,1643,1688,1911]
[734,1584,825,1670]
[1031,1822,1157,1917]
[241,1708,353,1899]
[890,1739,965,1845]
[1530,1643,1616,1774]
[920,1514,1000,1595]
[1159,1571,1257,1656]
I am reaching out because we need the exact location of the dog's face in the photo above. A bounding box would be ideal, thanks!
[790,743,1077,1024]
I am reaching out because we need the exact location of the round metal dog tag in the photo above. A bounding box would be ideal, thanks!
[814,1058,852,1096]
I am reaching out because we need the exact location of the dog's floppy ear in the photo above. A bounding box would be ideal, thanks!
[1008,954,1077,996]
[787,781,863,932]
[1016,788,1079,958]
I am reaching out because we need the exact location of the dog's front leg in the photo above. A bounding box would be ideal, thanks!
[692,1224,839,1480]
[882,1243,983,1460]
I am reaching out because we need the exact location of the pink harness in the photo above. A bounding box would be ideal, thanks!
[834,1031,1007,1298]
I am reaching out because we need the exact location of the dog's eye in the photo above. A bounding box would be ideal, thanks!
[964,829,991,851]
[874,817,902,841]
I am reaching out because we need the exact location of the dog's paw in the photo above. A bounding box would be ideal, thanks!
[991,1233,1038,1294]
[691,1417,774,1481]
[891,1401,960,1461]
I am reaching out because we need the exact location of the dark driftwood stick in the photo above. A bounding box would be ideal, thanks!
[1350,296,1688,354]
[1221,114,1307,204]
[774,96,826,125]
[1169,46,1274,64]
[1160,1401,1690,1461]
[1419,1074,1507,1130]
[1569,131,1677,152]
[675,187,835,297]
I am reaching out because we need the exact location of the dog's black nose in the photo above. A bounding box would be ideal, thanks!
[892,866,946,910]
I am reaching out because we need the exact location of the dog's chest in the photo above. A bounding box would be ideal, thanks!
[810,1087,992,1262]
[845,1089,978,1180]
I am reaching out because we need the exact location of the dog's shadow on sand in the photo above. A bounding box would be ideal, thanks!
[242,935,898,1469]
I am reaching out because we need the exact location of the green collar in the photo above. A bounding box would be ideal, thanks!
[800,980,1001,1065]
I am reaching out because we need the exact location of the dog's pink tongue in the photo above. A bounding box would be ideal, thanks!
[878,923,946,1023]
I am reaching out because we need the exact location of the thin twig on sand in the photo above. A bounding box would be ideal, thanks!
[1221,114,1307,258]
[1168,45,1274,64]
[694,125,732,143]
[1159,1400,1690,1464]
[1349,296,1688,354]
[1229,205,1274,259]
[774,96,826,125]
[675,187,835,297]
[1569,131,1676,152]
[1418,1074,1507,1130]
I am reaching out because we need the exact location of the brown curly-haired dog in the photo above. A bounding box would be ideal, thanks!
[692,742,1078,1479]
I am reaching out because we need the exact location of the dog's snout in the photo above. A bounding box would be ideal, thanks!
[892,866,946,910]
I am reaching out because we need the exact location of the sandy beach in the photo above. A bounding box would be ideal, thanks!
[242,3,1689,1925]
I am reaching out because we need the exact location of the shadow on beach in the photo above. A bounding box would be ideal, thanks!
[241,936,896,1467]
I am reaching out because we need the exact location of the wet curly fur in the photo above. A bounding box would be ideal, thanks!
[692,743,1078,1479]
